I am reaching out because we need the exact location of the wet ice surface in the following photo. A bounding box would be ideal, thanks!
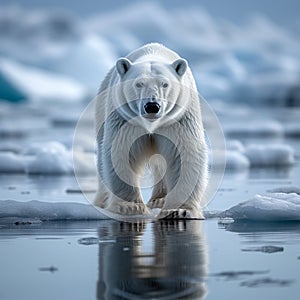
[0,103,300,299]
[1,220,300,300]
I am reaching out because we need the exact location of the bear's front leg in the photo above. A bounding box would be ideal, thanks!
[147,178,167,209]
[101,175,150,216]
[96,121,150,217]
[155,134,208,220]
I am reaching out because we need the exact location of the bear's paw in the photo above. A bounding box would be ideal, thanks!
[106,201,150,216]
[147,197,166,209]
[158,208,204,220]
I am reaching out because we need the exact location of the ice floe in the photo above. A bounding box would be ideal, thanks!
[0,138,295,174]
[223,192,300,221]
[0,141,94,175]
[225,150,250,170]
[245,144,294,167]
[0,200,107,221]
[222,140,295,170]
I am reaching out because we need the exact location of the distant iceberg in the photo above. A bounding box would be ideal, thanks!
[0,4,300,105]
[0,59,86,102]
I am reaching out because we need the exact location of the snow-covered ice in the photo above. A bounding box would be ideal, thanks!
[268,186,300,195]
[0,141,95,175]
[0,200,107,221]
[225,150,250,170]
[223,192,300,221]
[245,144,294,167]
[219,140,295,170]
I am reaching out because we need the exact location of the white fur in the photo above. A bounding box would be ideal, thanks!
[94,43,208,219]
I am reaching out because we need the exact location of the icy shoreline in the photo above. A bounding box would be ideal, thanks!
[2,188,300,224]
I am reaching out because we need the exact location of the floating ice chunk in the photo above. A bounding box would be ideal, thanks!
[0,141,96,175]
[24,141,68,155]
[223,120,283,138]
[0,58,86,102]
[245,144,294,167]
[209,149,249,171]
[268,186,300,195]
[25,142,72,174]
[211,270,269,280]
[218,217,235,225]
[223,192,300,221]
[242,246,284,253]
[0,200,108,221]
[240,277,293,288]
[226,150,250,170]
[78,237,99,245]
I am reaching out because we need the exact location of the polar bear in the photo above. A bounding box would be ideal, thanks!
[94,43,208,219]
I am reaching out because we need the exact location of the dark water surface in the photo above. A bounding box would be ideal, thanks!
[0,219,299,300]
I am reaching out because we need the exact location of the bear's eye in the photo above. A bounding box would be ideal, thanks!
[162,82,169,88]
[136,82,144,88]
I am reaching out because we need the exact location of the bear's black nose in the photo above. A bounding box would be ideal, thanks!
[144,102,160,114]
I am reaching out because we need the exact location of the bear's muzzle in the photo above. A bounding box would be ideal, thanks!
[144,102,161,114]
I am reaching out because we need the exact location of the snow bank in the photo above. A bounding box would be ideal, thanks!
[0,200,108,221]
[245,144,294,167]
[0,141,94,175]
[0,59,86,102]
[223,192,300,221]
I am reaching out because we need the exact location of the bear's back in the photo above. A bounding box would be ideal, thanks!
[126,43,180,63]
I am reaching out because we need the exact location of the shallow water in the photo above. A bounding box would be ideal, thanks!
[1,219,300,300]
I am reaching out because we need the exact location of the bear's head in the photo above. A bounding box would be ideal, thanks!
[115,57,188,126]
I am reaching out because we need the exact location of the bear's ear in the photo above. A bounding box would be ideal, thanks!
[171,58,188,77]
[116,58,132,77]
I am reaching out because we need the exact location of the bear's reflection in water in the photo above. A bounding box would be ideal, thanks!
[97,220,207,299]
